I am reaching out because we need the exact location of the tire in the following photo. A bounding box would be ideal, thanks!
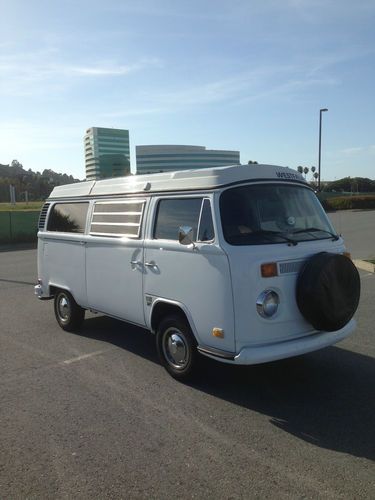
[296,252,360,331]
[156,315,198,381]
[54,289,85,332]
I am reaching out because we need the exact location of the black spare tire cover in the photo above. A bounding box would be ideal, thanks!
[296,252,360,332]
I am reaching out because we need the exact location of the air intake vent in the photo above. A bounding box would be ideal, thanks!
[38,203,50,230]
[279,260,304,275]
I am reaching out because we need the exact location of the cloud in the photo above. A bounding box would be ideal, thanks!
[340,145,375,155]
[61,58,162,77]
[100,60,340,119]
[0,51,162,96]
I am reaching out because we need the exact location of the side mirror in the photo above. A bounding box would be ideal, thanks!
[179,226,194,246]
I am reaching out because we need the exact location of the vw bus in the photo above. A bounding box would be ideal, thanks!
[35,164,360,380]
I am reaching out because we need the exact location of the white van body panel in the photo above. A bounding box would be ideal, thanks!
[222,238,347,351]
[40,233,88,306]
[49,164,302,199]
[85,236,145,325]
[143,238,235,351]
[234,319,356,364]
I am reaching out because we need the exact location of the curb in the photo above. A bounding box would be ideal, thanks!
[353,259,375,273]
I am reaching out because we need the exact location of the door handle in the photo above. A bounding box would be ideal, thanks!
[131,260,142,266]
[145,261,157,268]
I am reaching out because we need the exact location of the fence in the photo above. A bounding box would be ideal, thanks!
[0,211,39,244]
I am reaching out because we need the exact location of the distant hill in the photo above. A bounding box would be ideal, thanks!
[324,176,375,193]
[0,160,81,202]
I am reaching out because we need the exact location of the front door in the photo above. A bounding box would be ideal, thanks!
[143,196,235,352]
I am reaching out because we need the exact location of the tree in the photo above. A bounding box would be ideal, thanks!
[0,162,81,202]
[248,160,258,164]
[11,159,23,169]
[297,166,303,174]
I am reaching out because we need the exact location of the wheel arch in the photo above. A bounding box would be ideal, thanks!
[149,299,199,342]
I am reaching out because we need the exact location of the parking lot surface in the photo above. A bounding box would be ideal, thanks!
[329,209,375,260]
[0,244,374,498]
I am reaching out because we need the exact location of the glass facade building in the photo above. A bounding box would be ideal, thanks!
[84,127,130,180]
[136,145,240,175]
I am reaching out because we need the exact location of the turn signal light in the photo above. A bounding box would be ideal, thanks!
[261,262,278,278]
[212,328,224,338]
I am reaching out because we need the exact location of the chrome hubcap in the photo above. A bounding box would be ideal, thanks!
[58,295,70,321]
[163,328,189,370]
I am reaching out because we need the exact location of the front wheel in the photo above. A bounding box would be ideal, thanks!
[156,315,198,381]
[54,289,85,332]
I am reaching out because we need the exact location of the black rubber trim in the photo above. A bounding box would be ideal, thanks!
[198,345,236,360]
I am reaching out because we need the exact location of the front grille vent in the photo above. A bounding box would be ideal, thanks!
[278,260,304,275]
[38,203,51,230]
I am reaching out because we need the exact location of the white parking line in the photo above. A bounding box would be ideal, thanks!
[62,349,109,365]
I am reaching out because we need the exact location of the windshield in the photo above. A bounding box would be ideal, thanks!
[220,184,337,246]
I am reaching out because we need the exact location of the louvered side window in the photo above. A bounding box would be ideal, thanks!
[38,203,51,230]
[90,200,145,238]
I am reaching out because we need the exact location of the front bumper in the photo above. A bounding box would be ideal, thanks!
[34,284,52,300]
[233,319,356,365]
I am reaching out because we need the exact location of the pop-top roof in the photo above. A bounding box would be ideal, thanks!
[48,164,307,199]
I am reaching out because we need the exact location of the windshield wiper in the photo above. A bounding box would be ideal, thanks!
[252,230,298,246]
[292,227,339,240]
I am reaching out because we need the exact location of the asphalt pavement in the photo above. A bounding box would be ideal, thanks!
[0,240,374,498]
[329,209,375,260]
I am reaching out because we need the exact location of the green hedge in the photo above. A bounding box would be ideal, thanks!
[319,195,375,211]
[0,211,39,244]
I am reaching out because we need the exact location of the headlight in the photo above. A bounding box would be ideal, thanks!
[256,290,280,318]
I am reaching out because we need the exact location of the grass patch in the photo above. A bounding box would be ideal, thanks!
[0,201,43,211]
[319,195,375,211]
[365,259,375,264]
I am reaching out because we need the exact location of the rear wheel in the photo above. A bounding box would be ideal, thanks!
[156,315,198,381]
[54,289,85,332]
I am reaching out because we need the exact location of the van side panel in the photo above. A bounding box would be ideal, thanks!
[85,237,145,326]
[41,233,88,307]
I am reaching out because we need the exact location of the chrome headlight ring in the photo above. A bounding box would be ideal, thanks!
[256,289,280,318]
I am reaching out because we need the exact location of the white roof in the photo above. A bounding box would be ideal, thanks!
[48,164,307,199]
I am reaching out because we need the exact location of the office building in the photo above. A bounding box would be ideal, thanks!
[84,127,130,180]
[136,145,240,175]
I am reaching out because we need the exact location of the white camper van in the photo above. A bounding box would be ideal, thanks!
[35,164,360,380]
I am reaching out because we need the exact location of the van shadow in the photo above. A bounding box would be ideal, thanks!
[79,315,375,462]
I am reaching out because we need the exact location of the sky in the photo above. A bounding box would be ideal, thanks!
[0,0,374,180]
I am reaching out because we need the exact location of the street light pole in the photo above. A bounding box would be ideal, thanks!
[318,108,328,191]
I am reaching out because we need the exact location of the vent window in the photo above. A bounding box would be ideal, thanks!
[90,200,145,238]
[38,203,51,230]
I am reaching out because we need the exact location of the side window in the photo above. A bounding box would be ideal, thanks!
[47,203,88,233]
[153,198,215,242]
[154,198,202,241]
[90,200,145,238]
[198,199,215,242]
